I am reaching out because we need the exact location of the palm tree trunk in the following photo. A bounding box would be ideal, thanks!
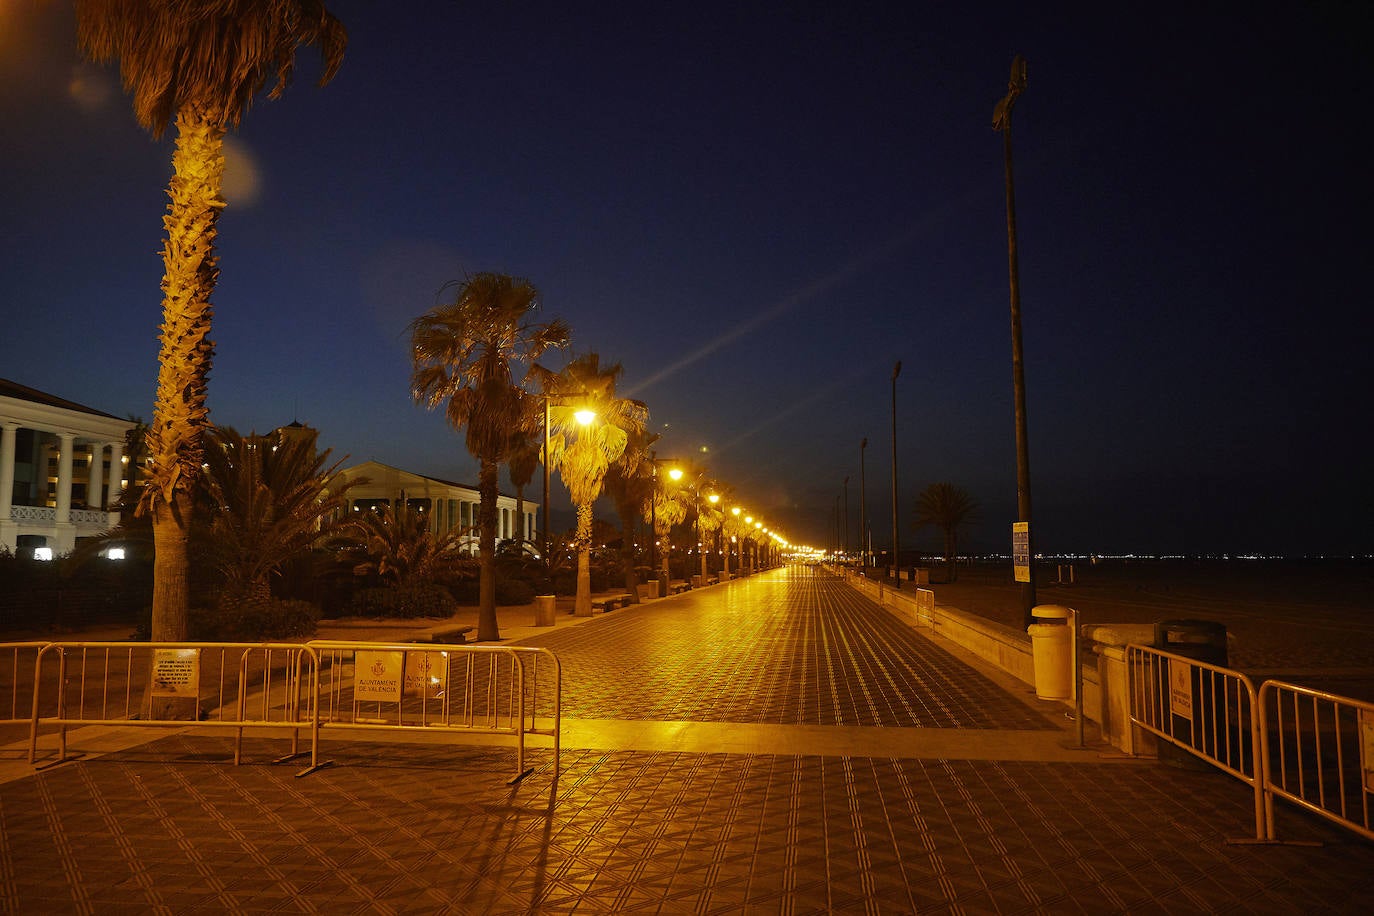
[148,103,224,643]
[620,517,639,603]
[574,501,593,617]
[477,459,501,641]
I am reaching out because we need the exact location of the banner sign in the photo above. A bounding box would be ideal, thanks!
[354,650,404,704]
[404,650,449,699]
[1361,709,1374,793]
[151,648,200,698]
[1012,522,1030,582]
[1169,659,1194,718]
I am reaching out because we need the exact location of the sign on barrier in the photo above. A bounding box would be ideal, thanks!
[354,650,403,703]
[1168,659,1193,718]
[151,648,200,697]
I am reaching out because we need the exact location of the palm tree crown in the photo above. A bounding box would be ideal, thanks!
[913,482,978,580]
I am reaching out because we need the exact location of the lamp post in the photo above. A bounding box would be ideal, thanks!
[843,476,849,560]
[648,453,682,596]
[890,360,902,590]
[994,54,1037,629]
[541,394,594,580]
[859,438,868,571]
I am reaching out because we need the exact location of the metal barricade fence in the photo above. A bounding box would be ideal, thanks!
[27,642,321,773]
[1,642,49,724]
[1258,680,1374,842]
[914,588,935,627]
[304,641,561,783]
[1127,644,1267,840]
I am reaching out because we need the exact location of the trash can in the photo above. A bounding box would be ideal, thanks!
[534,595,557,627]
[1153,619,1228,768]
[1027,605,1072,700]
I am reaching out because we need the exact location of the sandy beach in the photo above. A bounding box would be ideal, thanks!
[915,558,1374,694]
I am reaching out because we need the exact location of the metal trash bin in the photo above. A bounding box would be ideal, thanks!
[1027,605,1072,700]
[1153,619,1228,768]
[534,595,557,627]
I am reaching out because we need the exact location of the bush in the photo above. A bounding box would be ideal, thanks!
[496,578,536,606]
[347,583,456,619]
[187,598,321,641]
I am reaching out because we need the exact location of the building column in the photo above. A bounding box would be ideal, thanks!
[0,424,17,550]
[107,440,126,508]
[54,432,76,553]
[87,442,105,509]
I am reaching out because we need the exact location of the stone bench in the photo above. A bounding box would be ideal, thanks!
[591,593,634,613]
[428,625,475,644]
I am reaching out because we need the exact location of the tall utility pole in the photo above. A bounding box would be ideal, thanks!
[859,439,869,571]
[994,54,1036,629]
[890,360,902,590]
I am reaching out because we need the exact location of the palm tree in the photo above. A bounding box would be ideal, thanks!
[545,354,648,617]
[410,273,569,641]
[604,429,659,601]
[76,1,347,641]
[913,483,978,582]
[505,400,543,554]
[200,425,356,604]
[335,504,468,590]
[648,474,690,584]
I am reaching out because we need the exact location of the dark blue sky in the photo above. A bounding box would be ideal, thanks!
[2,2,1369,556]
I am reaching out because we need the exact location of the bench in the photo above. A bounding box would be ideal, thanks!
[591,593,634,613]
[429,625,475,644]
[668,580,691,595]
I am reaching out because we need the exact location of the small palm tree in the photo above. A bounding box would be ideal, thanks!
[604,429,659,601]
[647,472,690,583]
[200,425,356,605]
[913,483,978,582]
[410,273,569,641]
[545,354,648,616]
[336,504,468,590]
[77,0,347,641]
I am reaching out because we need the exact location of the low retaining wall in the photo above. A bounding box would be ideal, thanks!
[841,570,1125,750]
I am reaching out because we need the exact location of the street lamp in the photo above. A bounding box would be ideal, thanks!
[859,438,868,571]
[994,54,1037,628]
[649,454,682,596]
[890,360,902,590]
[542,394,594,580]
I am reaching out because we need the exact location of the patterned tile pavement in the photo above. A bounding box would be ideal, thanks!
[2,566,1372,913]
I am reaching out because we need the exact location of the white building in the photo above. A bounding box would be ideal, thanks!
[332,460,538,555]
[1,379,137,556]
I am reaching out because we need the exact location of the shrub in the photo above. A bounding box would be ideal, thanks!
[496,578,536,606]
[347,583,455,619]
[187,598,321,641]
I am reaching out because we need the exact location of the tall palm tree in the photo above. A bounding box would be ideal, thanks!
[200,424,356,604]
[505,398,543,553]
[648,475,690,584]
[76,1,347,641]
[604,429,659,601]
[913,482,978,582]
[545,354,648,617]
[410,273,569,641]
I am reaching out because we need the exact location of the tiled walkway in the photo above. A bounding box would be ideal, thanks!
[2,566,1372,913]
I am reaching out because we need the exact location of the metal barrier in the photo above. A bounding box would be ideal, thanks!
[1,642,48,724]
[27,642,321,773]
[305,641,561,783]
[914,588,935,627]
[1127,644,1266,840]
[1258,680,1374,842]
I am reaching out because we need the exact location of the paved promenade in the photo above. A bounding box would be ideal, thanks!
[3,566,1372,913]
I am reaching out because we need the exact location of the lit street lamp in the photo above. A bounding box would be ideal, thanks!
[541,394,594,579]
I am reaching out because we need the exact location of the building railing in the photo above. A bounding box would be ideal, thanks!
[9,505,56,523]
[1258,680,1374,842]
[16,639,560,784]
[5,506,118,527]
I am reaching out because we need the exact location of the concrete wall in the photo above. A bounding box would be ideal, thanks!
[840,569,1143,751]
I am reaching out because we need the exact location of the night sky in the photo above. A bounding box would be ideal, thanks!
[2,2,1369,557]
